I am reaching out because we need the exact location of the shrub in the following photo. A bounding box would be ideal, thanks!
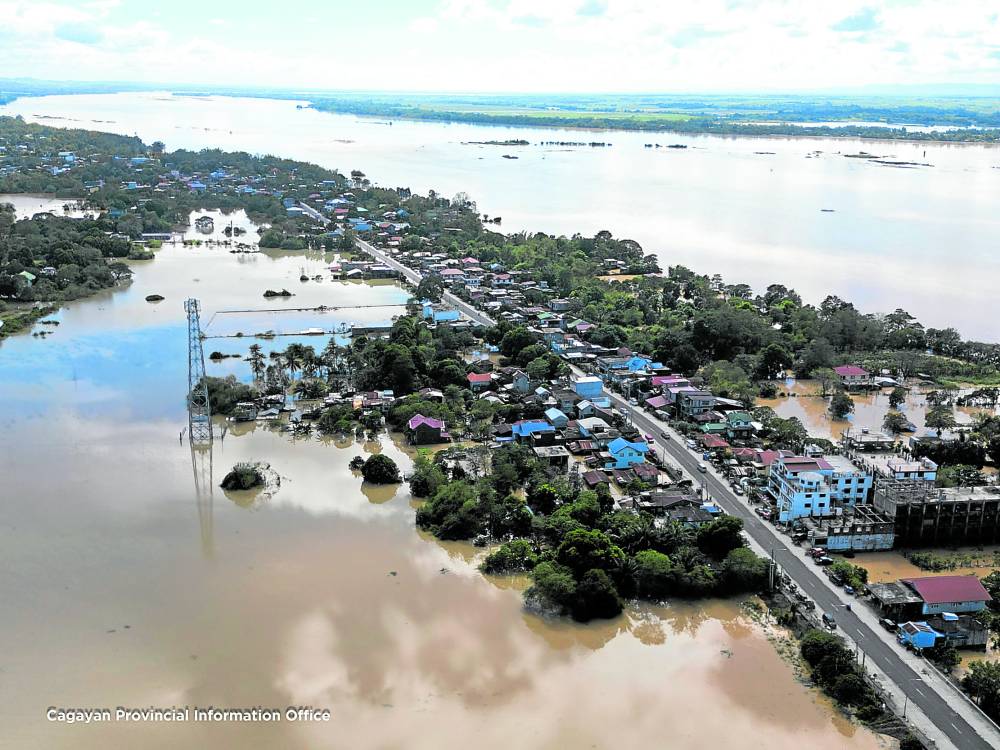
[220,462,265,491]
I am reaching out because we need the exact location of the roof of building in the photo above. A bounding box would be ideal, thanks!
[902,575,992,605]
[467,372,493,383]
[407,414,444,430]
[582,470,610,486]
[835,365,869,377]
[608,437,650,454]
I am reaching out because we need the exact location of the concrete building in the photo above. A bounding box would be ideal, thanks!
[873,479,1000,546]
[573,376,604,400]
[768,454,872,523]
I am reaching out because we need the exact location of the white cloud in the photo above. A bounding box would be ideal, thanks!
[0,0,998,91]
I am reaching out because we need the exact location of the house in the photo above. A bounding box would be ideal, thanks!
[511,370,532,394]
[834,365,870,388]
[576,417,611,438]
[534,445,570,468]
[544,407,569,429]
[582,470,611,488]
[901,576,992,616]
[512,419,555,440]
[725,411,755,441]
[467,372,493,391]
[407,414,450,445]
[644,395,669,411]
[421,301,461,323]
[573,376,604,400]
[606,437,650,469]
[677,389,715,418]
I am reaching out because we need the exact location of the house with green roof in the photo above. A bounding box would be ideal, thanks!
[726,411,755,441]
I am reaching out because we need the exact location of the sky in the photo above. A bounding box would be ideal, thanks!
[1,0,999,93]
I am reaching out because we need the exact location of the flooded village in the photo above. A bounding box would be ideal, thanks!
[3,113,1000,750]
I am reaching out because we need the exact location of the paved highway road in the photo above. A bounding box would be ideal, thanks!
[356,239,496,326]
[601,383,994,750]
[352,239,993,748]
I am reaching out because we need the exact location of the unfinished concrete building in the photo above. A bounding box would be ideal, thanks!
[873,478,1000,546]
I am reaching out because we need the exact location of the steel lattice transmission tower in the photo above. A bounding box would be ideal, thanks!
[185,298,213,445]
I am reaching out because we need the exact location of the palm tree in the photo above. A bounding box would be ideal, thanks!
[282,343,307,379]
[247,344,265,382]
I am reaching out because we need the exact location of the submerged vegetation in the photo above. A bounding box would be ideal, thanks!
[220,461,267,491]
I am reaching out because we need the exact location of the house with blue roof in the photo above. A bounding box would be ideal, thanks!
[512,420,554,440]
[422,301,460,323]
[606,437,650,469]
[544,408,569,429]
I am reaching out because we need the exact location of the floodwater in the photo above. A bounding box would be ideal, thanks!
[758,378,995,442]
[0,244,891,747]
[2,92,999,340]
[0,192,89,219]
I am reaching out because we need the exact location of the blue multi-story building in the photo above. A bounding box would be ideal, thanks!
[769,454,873,523]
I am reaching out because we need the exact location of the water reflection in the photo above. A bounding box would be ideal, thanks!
[190,442,215,558]
[0,233,887,750]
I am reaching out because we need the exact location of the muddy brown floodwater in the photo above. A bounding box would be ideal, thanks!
[0,241,889,749]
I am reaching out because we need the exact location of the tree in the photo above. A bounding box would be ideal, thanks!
[696,516,746,559]
[360,454,401,484]
[633,550,675,598]
[831,673,870,706]
[525,356,551,382]
[247,343,266,381]
[756,343,793,379]
[720,548,768,593]
[811,367,840,396]
[415,274,444,302]
[963,661,1000,720]
[936,464,987,488]
[409,453,447,497]
[889,386,907,409]
[925,404,957,436]
[571,568,622,621]
[556,529,627,577]
[528,561,578,612]
[883,410,909,434]
[829,390,854,419]
[481,539,538,574]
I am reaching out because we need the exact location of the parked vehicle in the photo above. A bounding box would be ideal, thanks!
[733,486,744,496]
[844,585,856,595]
[697,463,707,473]
[822,612,837,629]
[880,618,897,632]
[686,439,697,449]
[815,556,834,566]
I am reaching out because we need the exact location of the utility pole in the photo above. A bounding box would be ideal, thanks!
[185,298,213,446]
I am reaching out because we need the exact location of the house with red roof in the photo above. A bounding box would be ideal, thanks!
[901,575,992,615]
[467,372,493,391]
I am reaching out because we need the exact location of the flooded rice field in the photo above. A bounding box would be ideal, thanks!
[0,242,889,748]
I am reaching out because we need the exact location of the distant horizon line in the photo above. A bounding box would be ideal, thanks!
[2,77,1000,100]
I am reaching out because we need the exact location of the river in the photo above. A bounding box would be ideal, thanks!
[0,236,890,745]
[2,91,999,341]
